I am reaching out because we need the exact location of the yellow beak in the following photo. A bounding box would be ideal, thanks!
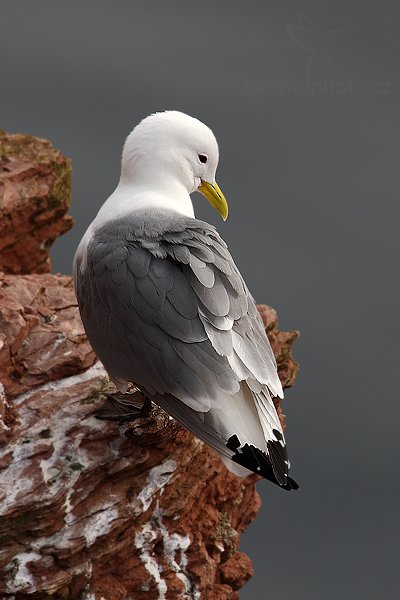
[198,180,228,221]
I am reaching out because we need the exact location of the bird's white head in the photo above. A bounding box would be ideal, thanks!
[120,111,228,220]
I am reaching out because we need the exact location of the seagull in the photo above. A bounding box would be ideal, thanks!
[73,111,298,491]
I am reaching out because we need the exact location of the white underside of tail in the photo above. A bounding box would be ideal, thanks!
[210,381,285,475]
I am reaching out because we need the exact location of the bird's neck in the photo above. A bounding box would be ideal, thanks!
[94,176,195,230]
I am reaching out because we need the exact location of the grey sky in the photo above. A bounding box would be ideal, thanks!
[1,1,399,598]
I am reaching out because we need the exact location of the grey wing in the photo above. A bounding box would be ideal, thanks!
[178,227,283,399]
[75,236,239,412]
[75,218,292,486]
[76,224,282,407]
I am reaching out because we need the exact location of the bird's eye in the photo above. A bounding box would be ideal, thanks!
[198,154,208,164]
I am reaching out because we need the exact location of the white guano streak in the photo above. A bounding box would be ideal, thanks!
[5,551,41,593]
[134,458,199,600]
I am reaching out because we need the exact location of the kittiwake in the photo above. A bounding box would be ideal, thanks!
[73,110,299,491]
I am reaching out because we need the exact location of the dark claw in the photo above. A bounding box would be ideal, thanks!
[96,393,152,423]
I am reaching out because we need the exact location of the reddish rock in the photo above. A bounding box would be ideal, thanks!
[0,130,73,275]
[0,132,299,599]
[219,552,254,590]
[0,273,95,404]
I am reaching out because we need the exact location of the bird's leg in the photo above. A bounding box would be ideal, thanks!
[96,392,152,423]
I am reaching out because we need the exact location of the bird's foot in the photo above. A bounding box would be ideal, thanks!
[96,392,152,423]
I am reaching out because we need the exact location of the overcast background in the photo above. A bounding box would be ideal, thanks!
[1,1,399,598]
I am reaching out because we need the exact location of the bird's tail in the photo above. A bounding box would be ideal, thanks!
[155,382,299,491]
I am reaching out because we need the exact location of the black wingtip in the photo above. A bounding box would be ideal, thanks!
[227,435,299,492]
[287,476,300,491]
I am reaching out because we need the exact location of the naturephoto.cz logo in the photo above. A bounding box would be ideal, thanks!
[244,13,391,98]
